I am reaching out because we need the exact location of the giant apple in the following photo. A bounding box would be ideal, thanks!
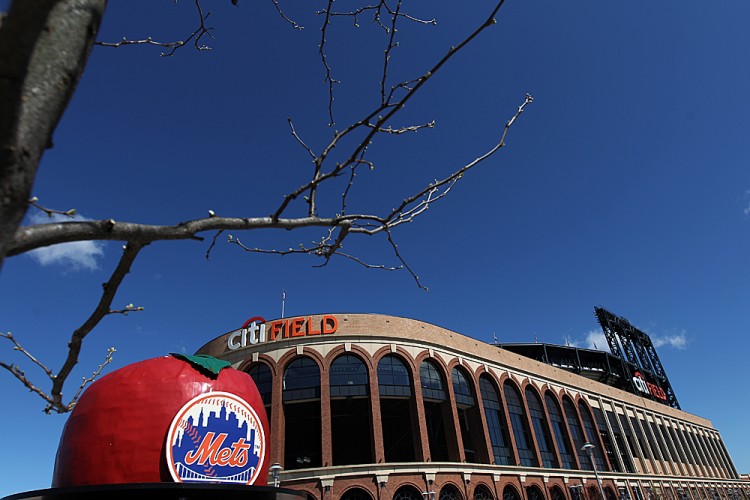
[52,354,269,487]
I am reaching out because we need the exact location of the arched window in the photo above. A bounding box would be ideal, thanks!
[504,381,538,467]
[394,485,424,500]
[479,374,513,465]
[503,485,521,500]
[452,367,475,406]
[420,359,452,461]
[341,487,374,500]
[283,357,320,401]
[247,362,273,425]
[562,397,591,470]
[526,387,558,468]
[605,487,618,500]
[578,401,607,471]
[527,485,546,500]
[440,484,464,500]
[474,484,495,500]
[545,392,576,469]
[378,354,412,397]
[330,354,369,397]
[282,357,321,469]
[330,354,372,465]
[378,354,418,462]
[587,486,601,500]
[452,366,485,463]
[551,486,567,500]
[421,360,447,401]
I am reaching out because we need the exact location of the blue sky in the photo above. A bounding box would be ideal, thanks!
[2,0,750,495]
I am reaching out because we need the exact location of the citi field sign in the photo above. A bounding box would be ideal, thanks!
[227,315,339,350]
[632,371,667,401]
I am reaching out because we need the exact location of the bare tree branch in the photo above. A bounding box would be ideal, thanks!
[269,0,303,30]
[45,241,145,413]
[1,0,532,412]
[95,0,215,57]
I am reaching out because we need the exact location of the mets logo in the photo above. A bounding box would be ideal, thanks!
[166,391,266,484]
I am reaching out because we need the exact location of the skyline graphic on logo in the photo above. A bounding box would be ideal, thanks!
[167,392,265,484]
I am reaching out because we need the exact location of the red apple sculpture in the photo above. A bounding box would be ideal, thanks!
[52,354,269,487]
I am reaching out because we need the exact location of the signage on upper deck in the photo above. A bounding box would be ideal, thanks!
[226,315,339,351]
[632,371,667,401]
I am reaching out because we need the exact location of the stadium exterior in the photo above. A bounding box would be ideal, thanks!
[196,313,749,500]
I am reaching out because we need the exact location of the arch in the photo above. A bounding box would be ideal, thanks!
[562,396,591,470]
[439,483,465,500]
[373,345,418,376]
[504,380,539,467]
[526,386,558,468]
[605,487,618,500]
[277,347,325,374]
[378,353,413,397]
[551,486,567,500]
[545,391,576,469]
[282,355,321,470]
[393,485,425,500]
[421,359,448,401]
[329,353,373,465]
[420,358,453,461]
[237,353,277,376]
[325,343,376,371]
[453,365,486,463]
[283,356,321,402]
[527,485,546,500]
[479,373,514,465]
[330,353,370,397]
[503,485,522,500]
[341,487,375,500]
[246,361,274,432]
[246,362,273,406]
[577,400,608,471]
[587,485,601,500]
[378,354,419,463]
[474,484,496,500]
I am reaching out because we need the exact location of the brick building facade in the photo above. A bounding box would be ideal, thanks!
[196,313,749,500]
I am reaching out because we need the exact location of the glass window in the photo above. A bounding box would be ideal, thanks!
[330,354,369,398]
[504,381,538,467]
[527,486,545,500]
[546,392,575,469]
[526,388,558,468]
[579,402,607,471]
[378,355,412,397]
[563,398,591,470]
[474,485,495,500]
[247,363,273,406]
[608,411,635,473]
[420,359,450,461]
[394,486,423,500]
[479,375,513,465]
[283,357,320,402]
[593,407,620,472]
[503,486,521,500]
[452,366,482,463]
[420,360,446,401]
[452,367,475,407]
[341,488,374,500]
[439,484,464,500]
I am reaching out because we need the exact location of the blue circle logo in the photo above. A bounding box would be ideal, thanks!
[166,392,266,484]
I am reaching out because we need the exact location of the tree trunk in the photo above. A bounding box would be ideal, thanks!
[0,0,107,270]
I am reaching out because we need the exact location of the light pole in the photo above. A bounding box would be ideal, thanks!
[582,442,606,500]
[269,463,283,488]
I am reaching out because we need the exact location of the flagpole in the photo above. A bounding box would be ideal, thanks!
[281,290,286,319]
